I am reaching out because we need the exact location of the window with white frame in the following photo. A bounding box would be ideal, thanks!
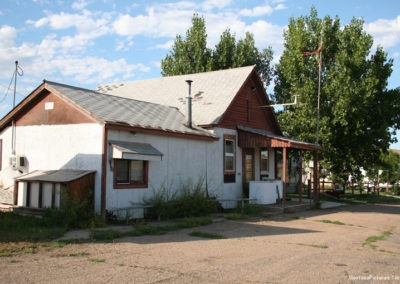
[260,148,269,178]
[223,135,236,183]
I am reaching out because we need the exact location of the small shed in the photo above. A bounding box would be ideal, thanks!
[15,170,95,210]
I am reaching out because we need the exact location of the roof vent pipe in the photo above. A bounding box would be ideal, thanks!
[185,80,193,128]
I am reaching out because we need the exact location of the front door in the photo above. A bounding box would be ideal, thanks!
[242,149,254,198]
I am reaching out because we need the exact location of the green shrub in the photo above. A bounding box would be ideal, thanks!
[42,197,104,229]
[391,184,400,196]
[143,179,219,220]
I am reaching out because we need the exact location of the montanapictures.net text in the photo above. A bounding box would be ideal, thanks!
[349,275,400,281]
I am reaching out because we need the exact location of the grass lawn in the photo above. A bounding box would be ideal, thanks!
[0,212,67,243]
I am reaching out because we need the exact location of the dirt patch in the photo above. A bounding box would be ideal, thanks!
[1,204,400,283]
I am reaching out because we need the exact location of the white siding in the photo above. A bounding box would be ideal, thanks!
[0,124,103,211]
[105,127,246,211]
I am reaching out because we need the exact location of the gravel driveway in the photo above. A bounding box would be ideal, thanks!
[1,203,399,283]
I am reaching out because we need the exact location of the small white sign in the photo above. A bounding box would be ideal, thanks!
[45,102,54,110]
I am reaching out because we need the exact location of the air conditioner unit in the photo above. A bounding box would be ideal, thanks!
[9,155,25,170]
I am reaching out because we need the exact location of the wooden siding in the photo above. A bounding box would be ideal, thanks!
[238,131,272,148]
[65,172,95,210]
[16,91,95,126]
[218,74,280,133]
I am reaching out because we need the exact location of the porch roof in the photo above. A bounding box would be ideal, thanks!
[237,125,321,151]
[16,169,95,183]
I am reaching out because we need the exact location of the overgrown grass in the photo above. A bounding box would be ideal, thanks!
[0,212,68,242]
[340,194,400,204]
[90,217,213,241]
[143,179,220,221]
[320,191,400,205]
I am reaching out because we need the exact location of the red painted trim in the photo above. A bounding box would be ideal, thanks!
[105,123,218,142]
[113,160,149,189]
[101,127,108,214]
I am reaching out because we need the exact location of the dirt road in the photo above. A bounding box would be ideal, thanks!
[1,203,399,283]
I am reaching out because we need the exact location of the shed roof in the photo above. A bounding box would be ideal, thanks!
[16,169,95,183]
[237,125,321,151]
[97,65,257,126]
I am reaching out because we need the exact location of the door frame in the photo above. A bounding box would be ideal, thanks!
[242,148,254,198]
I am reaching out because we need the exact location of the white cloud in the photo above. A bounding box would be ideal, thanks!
[27,9,112,37]
[72,0,90,10]
[152,40,175,50]
[113,8,193,38]
[240,5,274,17]
[275,3,287,10]
[365,16,400,49]
[246,20,285,55]
[202,0,232,11]
[0,26,17,48]
[50,56,149,83]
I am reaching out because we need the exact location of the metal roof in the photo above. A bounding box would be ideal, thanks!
[110,140,163,161]
[45,81,216,139]
[16,169,95,183]
[237,125,321,151]
[96,65,256,126]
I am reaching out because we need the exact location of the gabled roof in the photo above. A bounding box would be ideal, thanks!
[0,81,217,140]
[97,65,257,126]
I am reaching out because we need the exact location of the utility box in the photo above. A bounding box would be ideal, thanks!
[249,180,283,204]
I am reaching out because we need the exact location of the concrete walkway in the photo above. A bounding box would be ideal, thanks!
[320,200,346,209]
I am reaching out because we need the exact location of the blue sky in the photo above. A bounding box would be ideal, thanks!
[1,0,400,147]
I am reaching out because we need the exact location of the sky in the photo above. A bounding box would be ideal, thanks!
[0,0,400,147]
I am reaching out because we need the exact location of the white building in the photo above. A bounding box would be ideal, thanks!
[0,66,320,215]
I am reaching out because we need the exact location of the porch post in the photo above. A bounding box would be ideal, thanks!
[282,147,287,208]
[298,154,303,203]
[313,152,319,202]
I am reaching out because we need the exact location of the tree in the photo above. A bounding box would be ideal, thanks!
[273,7,400,182]
[161,14,212,76]
[161,14,274,87]
[212,28,236,70]
[378,150,400,186]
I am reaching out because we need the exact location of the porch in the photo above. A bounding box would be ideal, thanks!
[237,126,322,209]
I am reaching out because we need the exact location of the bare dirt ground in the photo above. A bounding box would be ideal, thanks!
[1,203,400,284]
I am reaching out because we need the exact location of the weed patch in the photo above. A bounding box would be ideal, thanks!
[89,258,105,263]
[317,219,345,225]
[90,217,213,241]
[363,228,394,250]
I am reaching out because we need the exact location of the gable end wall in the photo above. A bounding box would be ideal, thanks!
[218,75,279,132]
[16,92,95,126]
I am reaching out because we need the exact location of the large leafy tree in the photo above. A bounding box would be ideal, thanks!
[161,14,212,76]
[274,7,400,181]
[162,14,274,87]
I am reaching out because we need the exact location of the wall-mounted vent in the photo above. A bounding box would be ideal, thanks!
[45,102,54,110]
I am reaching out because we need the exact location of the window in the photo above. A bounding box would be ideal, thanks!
[224,135,235,172]
[224,135,236,183]
[114,159,148,188]
[260,148,269,177]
